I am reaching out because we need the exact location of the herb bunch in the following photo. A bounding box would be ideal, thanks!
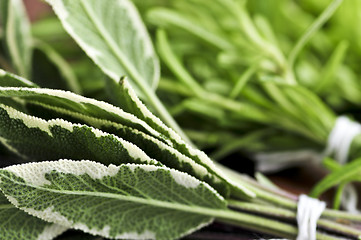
[0,0,361,239]
[132,0,361,208]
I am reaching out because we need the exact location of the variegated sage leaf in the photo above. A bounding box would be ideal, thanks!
[0,104,159,166]
[0,81,225,194]
[22,99,229,197]
[46,0,160,97]
[0,84,165,143]
[0,70,36,117]
[0,69,36,87]
[105,78,254,198]
[0,0,32,78]
[0,73,253,198]
[0,192,67,240]
[0,160,227,240]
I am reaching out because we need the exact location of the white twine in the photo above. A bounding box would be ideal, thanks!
[255,116,361,172]
[341,184,360,214]
[254,150,321,173]
[254,117,361,238]
[296,194,326,240]
[324,116,361,164]
[325,117,361,217]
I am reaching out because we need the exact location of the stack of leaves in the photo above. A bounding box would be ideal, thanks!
[1,0,361,239]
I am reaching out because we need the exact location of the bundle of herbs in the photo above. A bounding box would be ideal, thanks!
[130,0,361,211]
[0,0,361,239]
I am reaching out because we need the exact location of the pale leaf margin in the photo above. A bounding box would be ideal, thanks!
[0,160,227,240]
[45,0,159,93]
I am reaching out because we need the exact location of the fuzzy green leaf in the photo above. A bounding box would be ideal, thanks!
[104,78,254,198]
[0,104,159,167]
[0,84,164,142]
[46,0,159,96]
[0,192,67,240]
[0,160,226,240]
[0,76,254,197]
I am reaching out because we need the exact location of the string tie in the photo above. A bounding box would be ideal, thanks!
[325,116,361,164]
[296,194,326,240]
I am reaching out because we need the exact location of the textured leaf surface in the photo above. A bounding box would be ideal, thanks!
[0,84,225,194]
[0,76,253,198]
[0,192,67,240]
[0,83,232,195]
[46,0,159,94]
[105,78,254,198]
[0,160,226,240]
[0,104,159,166]
[0,0,32,78]
[0,85,164,142]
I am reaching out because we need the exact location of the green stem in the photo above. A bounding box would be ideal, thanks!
[228,200,361,237]
[229,64,258,99]
[216,211,340,240]
[216,163,297,208]
[213,209,298,238]
[288,0,344,70]
[156,29,205,97]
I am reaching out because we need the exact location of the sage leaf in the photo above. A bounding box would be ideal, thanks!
[0,73,253,198]
[46,0,160,95]
[0,160,226,240]
[0,69,35,88]
[21,95,230,196]
[0,85,163,142]
[0,0,32,78]
[0,104,159,166]
[0,85,233,197]
[0,192,67,240]
[105,78,254,198]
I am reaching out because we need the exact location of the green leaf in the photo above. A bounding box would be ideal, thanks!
[0,73,253,198]
[0,192,67,240]
[25,99,224,195]
[0,89,230,196]
[104,78,254,198]
[0,160,227,240]
[0,69,36,87]
[46,0,159,95]
[0,84,164,142]
[0,0,32,78]
[0,104,159,166]
[310,157,361,197]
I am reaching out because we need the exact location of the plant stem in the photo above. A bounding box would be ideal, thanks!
[216,163,297,208]
[288,0,344,71]
[156,29,205,97]
[213,209,341,240]
[228,200,361,237]
[210,209,298,238]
